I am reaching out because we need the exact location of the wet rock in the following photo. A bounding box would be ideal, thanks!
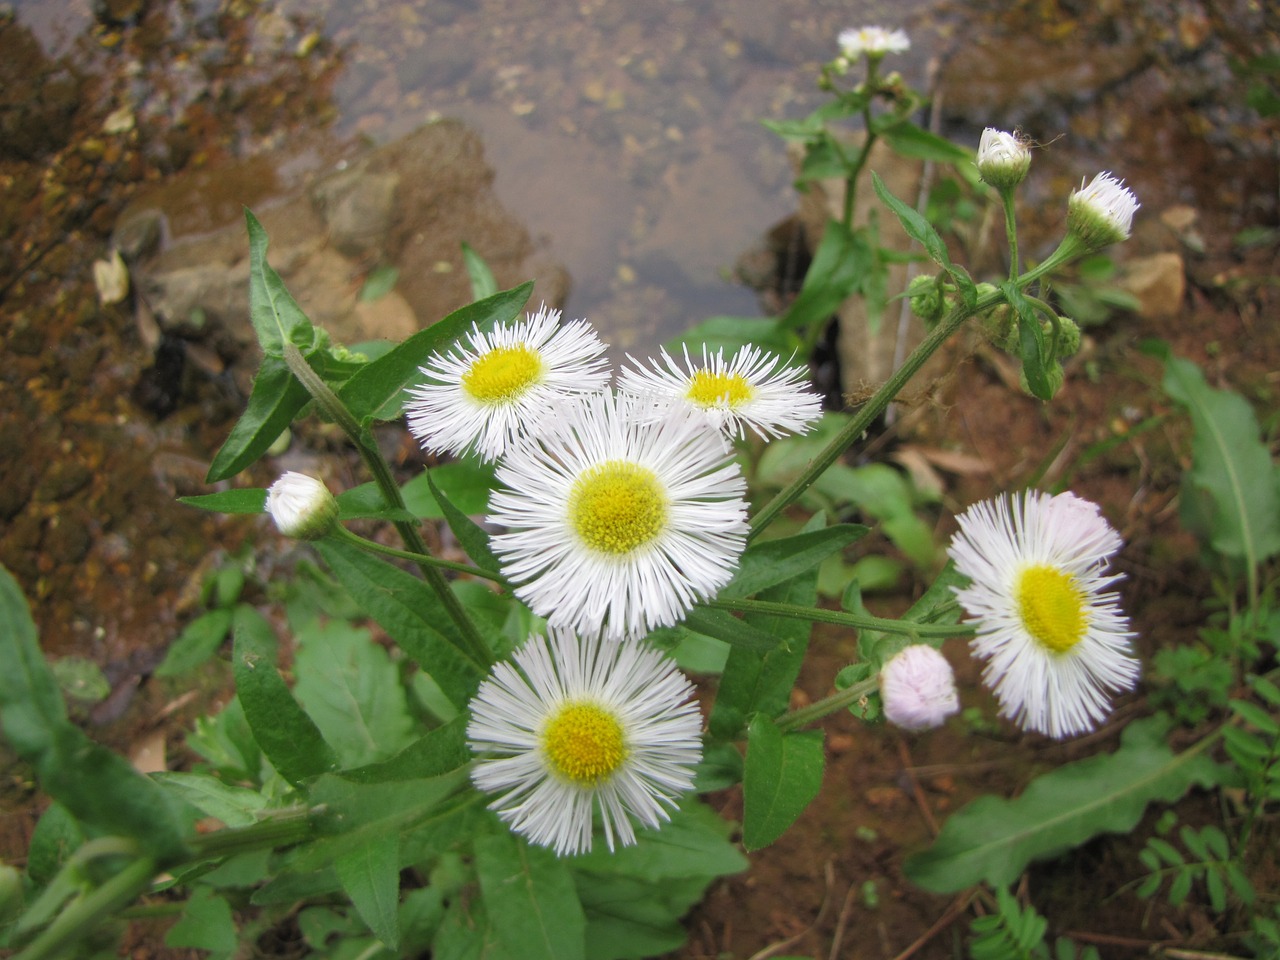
[1117,251,1186,318]
[793,138,935,401]
[112,208,165,262]
[92,0,146,27]
[37,461,94,502]
[45,511,93,565]
[0,17,83,160]
[121,120,570,377]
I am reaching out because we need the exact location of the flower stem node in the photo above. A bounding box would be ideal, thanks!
[1067,172,1140,251]
[265,472,339,541]
[976,128,1031,192]
[879,644,960,732]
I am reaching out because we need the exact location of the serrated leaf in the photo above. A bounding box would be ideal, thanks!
[720,524,868,599]
[903,717,1222,892]
[292,619,416,767]
[337,282,533,422]
[335,832,401,949]
[206,355,310,482]
[314,539,487,706]
[742,716,824,851]
[231,605,338,785]
[474,830,585,960]
[246,209,319,356]
[179,489,268,514]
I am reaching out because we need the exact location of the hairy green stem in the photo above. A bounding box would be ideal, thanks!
[329,525,508,586]
[706,597,969,639]
[751,286,1004,537]
[16,855,158,960]
[1001,188,1020,282]
[776,676,879,732]
[283,344,493,669]
[188,804,316,861]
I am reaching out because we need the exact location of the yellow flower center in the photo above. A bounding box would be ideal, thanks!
[542,702,627,786]
[1015,564,1088,654]
[569,460,667,555]
[686,370,755,409]
[461,344,544,404]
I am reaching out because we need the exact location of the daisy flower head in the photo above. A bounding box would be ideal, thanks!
[467,627,704,856]
[405,304,610,462]
[1067,172,1139,250]
[489,390,749,640]
[618,344,824,441]
[976,127,1031,191]
[879,644,960,732]
[837,25,910,60]
[947,490,1138,739]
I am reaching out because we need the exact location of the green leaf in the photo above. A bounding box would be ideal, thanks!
[779,219,870,333]
[682,607,781,654]
[664,316,795,357]
[231,605,338,785]
[292,619,417,767]
[151,771,267,828]
[1230,699,1280,735]
[569,801,747,882]
[338,282,533,423]
[335,832,401,949]
[155,608,234,677]
[462,243,498,300]
[166,885,237,958]
[206,355,310,483]
[720,524,868,599]
[314,539,487,706]
[181,489,269,515]
[903,717,1223,892]
[429,470,500,572]
[474,830,586,960]
[1160,350,1280,565]
[871,171,951,268]
[246,209,320,357]
[879,122,973,165]
[741,716,824,851]
[1002,280,1054,401]
[340,716,471,784]
[0,566,191,863]
[359,264,400,302]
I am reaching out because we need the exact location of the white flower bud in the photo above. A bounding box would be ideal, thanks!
[879,644,960,732]
[976,127,1031,191]
[266,472,339,540]
[1067,172,1139,250]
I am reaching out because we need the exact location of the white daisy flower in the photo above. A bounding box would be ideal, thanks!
[489,391,749,640]
[947,491,1139,739]
[1067,172,1139,250]
[467,628,703,856]
[618,344,823,441]
[265,472,338,540]
[837,25,910,60]
[879,644,960,732]
[405,304,610,462]
[976,127,1031,191]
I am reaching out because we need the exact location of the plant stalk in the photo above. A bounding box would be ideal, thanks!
[706,597,968,639]
[776,677,879,732]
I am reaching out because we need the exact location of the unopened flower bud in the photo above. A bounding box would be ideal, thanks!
[879,645,960,732]
[837,25,910,61]
[976,128,1031,191]
[266,472,339,540]
[1067,172,1139,250]
[1053,316,1082,357]
[907,273,945,325]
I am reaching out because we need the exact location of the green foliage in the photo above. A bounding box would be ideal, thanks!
[968,888,1100,960]
[904,717,1223,893]
[741,715,824,851]
[1135,822,1254,913]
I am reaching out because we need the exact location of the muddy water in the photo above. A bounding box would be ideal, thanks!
[1,0,1275,734]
